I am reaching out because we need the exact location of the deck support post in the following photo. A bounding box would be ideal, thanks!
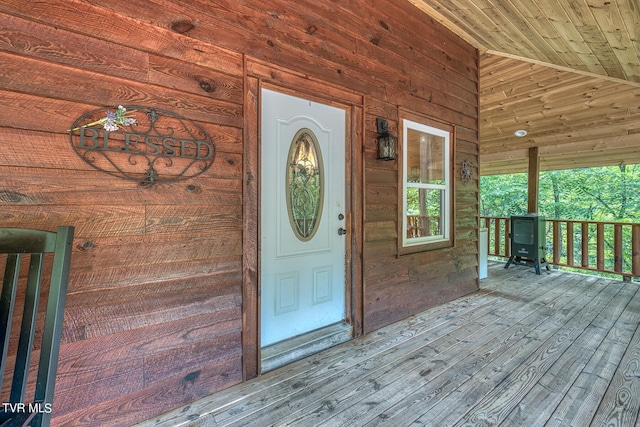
[527,146,539,214]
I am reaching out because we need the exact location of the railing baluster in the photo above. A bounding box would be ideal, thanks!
[505,218,511,258]
[552,220,560,265]
[581,222,589,267]
[614,224,623,273]
[633,224,640,276]
[494,218,501,256]
[567,221,574,267]
[597,223,605,271]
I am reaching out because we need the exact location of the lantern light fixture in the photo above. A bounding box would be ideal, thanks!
[376,118,397,161]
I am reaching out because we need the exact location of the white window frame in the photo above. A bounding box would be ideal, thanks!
[402,119,451,247]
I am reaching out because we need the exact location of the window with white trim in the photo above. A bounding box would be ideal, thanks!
[402,119,451,247]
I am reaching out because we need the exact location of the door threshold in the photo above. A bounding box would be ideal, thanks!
[261,322,352,373]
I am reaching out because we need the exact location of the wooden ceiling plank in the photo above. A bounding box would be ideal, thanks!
[482,90,640,127]
[480,73,598,110]
[480,56,591,87]
[479,148,530,161]
[480,56,536,75]
[481,108,640,141]
[536,129,638,146]
[480,91,639,127]
[540,149,640,169]
[532,0,611,75]
[585,0,640,81]
[405,2,640,175]
[410,0,639,83]
[481,61,557,86]
[616,0,640,81]
[534,128,640,148]
[410,0,498,48]
[477,0,558,60]
[481,147,640,175]
[481,133,640,159]
[480,75,640,124]
[538,134,640,156]
[480,73,590,108]
[505,0,582,66]
[428,0,543,57]
[545,148,640,163]
[482,113,638,144]
[480,159,529,175]
[405,0,490,50]
[555,0,616,76]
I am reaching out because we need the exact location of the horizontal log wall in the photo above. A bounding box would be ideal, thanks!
[0,0,478,425]
[360,11,480,331]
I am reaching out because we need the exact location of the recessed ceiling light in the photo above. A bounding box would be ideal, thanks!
[514,130,527,137]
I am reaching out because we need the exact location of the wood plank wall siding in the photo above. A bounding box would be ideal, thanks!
[0,0,479,425]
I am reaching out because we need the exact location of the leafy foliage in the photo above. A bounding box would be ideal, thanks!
[481,165,640,279]
[481,165,640,222]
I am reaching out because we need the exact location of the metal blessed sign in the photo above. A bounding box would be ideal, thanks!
[69,106,215,185]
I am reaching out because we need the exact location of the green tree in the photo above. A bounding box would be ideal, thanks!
[480,165,640,278]
[480,173,528,217]
[481,165,640,222]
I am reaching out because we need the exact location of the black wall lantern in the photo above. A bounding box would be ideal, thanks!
[376,118,397,161]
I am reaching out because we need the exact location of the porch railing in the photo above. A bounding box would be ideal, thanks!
[481,216,640,279]
[407,215,441,238]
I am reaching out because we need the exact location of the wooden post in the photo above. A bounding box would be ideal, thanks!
[633,224,640,277]
[504,218,511,257]
[527,146,539,213]
[494,219,501,255]
[552,220,560,265]
[581,222,589,267]
[596,223,605,271]
[614,224,623,273]
[567,221,574,267]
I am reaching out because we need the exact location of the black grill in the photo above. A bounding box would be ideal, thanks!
[504,213,550,274]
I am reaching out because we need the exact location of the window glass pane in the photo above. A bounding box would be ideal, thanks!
[406,188,443,239]
[406,128,445,185]
[402,118,452,248]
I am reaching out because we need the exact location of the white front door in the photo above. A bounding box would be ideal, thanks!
[261,88,347,347]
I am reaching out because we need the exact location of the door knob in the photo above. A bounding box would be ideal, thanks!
[338,227,347,236]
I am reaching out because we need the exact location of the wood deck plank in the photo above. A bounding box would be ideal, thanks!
[271,266,567,426]
[438,277,622,426]
[138,277,501,426]
[500,280,636,426]
[135,262,640,427]
[589,285,640,427]
[218,292,507,426]
[272,290,539,426]
[311,270,582,426]
[543,282,640,426]
[361,273,604,426]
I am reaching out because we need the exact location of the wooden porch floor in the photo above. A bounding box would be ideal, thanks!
[138,261,640,427]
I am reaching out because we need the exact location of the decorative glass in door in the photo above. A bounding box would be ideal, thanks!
[286,128,324,241]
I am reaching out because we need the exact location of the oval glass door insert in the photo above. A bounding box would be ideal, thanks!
[286,128,324,241]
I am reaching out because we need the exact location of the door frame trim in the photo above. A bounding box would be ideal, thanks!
[243,57,364,379]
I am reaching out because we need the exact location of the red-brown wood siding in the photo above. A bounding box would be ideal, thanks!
[0,0,479,425]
